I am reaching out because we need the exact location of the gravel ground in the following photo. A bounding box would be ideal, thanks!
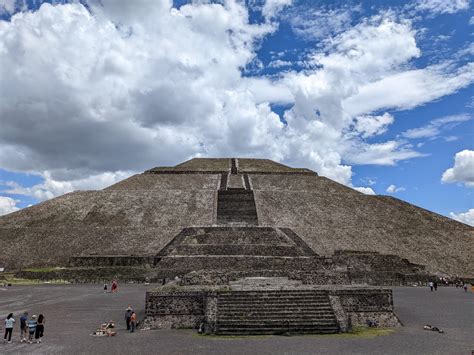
[0,284,472,354]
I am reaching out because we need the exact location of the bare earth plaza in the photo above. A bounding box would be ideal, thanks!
[1,158,473,354]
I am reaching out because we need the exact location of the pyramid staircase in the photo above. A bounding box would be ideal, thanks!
[216,290,339,335]
[217,190,258,226]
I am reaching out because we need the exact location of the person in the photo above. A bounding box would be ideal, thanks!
[35,314,45,343]
[103,283,108,293]
[429,281,434,292]
[463,283,468,293]
[20,311,28,343]
[125,306,133,331]
[111,279,118,293]
[4,313,15,343]
[434,281,438,291]
[130,311,137,333]
[27,315,37,344]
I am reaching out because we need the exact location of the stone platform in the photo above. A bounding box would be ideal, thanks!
[144,277,401,335]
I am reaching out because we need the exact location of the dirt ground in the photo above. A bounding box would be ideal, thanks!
[0,284,473,354]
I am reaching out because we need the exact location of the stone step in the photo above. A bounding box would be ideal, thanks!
[219,292,329,297]
[218,320,337,326]
[217,207,256,218]
[219,293,329,298]
[173,245,301,256]
[218,300,331,305]
[183,234,291,245]
[218,314,336,320]
[218,308,333,314]
[216,326,339,335]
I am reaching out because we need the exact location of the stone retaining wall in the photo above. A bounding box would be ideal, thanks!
[144,287,400,333]
[69,255,154,267]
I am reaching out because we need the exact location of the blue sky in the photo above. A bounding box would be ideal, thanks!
[0,0,473,224]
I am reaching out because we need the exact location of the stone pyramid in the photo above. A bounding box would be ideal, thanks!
[0,158,472,279]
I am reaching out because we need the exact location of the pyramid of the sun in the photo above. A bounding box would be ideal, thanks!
[0,158,472,277]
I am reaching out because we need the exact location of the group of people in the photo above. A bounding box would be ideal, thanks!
[429,280,470,292]
[103,279,119,293]
[3,312,45,344]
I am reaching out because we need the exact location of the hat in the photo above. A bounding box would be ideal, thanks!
[126,306,133,311]
[32,315,37,319]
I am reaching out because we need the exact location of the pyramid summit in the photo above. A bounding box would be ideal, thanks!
[0,157,472,279]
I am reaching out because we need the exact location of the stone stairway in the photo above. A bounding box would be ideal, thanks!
[217,190,258,226]
[216,290,339,335]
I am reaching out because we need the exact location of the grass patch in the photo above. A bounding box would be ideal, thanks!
[2,277,69,285]
[304,327,395,339]
[23,267,66,272]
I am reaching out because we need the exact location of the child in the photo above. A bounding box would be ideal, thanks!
[3,313,15,343]
[130,312,137,333]
[28,315,37,344]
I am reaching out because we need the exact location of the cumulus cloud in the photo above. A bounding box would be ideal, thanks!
[402,113,471,139]
[415,0,470,15]
[354,113,394,138]
[0,196,19,216]
[0,1,473,201]
[441,150,474,187]
[386,184,406,193]
[450,209,474,226]
[353,187,376,195]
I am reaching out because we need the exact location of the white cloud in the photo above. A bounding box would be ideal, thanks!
[289,6,354,41]
[262,0,292,20]
[402,113,471,139]
[415,0,470,15]
[353,186,376,195]
[3,171,133,201]
[0,0,15,16]
[469,16,474,25]
[268,59,292,68]
[441,150,474,187]
[345,141,424,166]
[0,2,472,198]
[450,209,474,226]
[344,64,474,116]
[386,184,406,193]
[0,196,19,216]
[354,113,394,138]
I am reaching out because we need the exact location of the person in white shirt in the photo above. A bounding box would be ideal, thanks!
[4,313,15,343]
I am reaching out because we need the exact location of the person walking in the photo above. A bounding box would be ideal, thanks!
[35,314,45,343]
[3,313,15,344]
[429,281,434,291]
[111,279,118,293]
[463,283,468,293]
[27,315,37,344]
[130,312,137,333]
[125,306,133,331]
[19,311,28,343]
[434,281,438,291]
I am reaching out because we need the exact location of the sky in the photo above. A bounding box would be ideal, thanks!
[0,0,473,225]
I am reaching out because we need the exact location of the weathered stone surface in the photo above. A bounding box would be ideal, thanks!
[144,285,400,334]
[0,157,471,280]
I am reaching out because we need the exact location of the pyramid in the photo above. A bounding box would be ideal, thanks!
[0,158,472,279]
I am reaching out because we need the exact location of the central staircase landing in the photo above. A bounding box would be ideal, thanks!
[216,290,339,335]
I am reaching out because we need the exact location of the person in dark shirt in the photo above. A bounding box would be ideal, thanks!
[20,312,28,343]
